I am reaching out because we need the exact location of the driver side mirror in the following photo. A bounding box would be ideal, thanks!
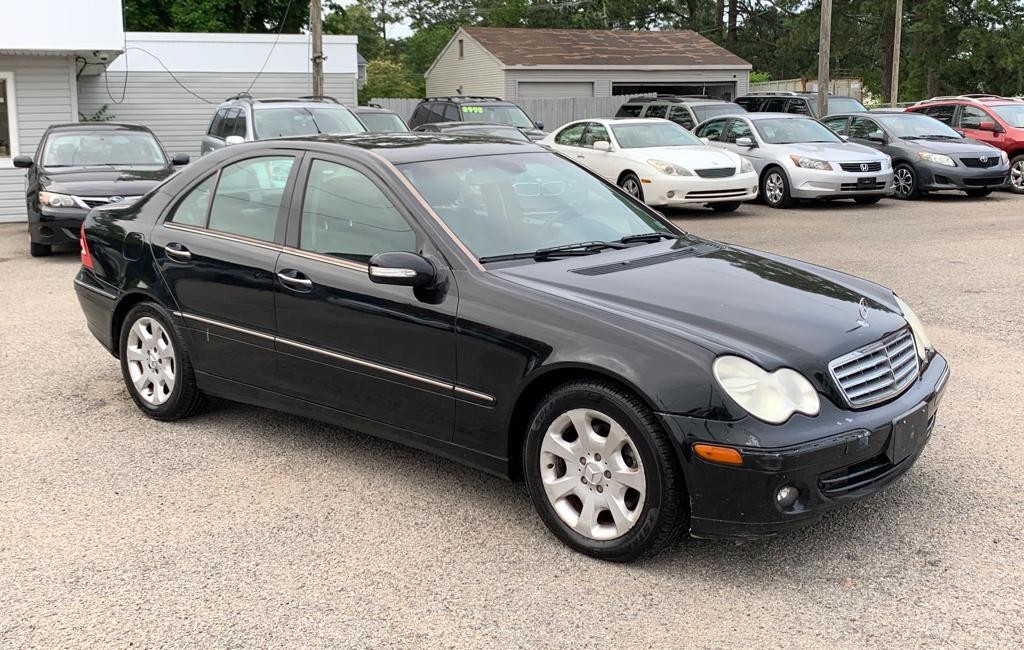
[12,155,33,168]
[224,135,245,146]
[734,136,756,148]
[368,251,437,288]
[867,132,886,144]
[978,120,1001,132]
[534,121,544,130]
[593,140,612,152]
[171,153,190,165]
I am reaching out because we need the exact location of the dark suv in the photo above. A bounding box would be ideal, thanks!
[408,96,546,140]
[614,95,746,130]
[736,92,867,117]
[200,93,365,155]
[905,95,1024,194]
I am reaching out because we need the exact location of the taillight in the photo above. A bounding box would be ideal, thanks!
[79,222,94,270]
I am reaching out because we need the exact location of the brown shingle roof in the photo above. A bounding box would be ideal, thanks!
[462,27,750,68]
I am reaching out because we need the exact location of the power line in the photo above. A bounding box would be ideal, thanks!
[248,0,297,93]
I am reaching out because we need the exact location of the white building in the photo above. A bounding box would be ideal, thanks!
[0,1,360,223]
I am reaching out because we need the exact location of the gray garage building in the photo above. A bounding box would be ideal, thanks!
[425,27,751,101]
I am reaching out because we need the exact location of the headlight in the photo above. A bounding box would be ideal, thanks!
[1000,150,1010,165]
[739,157,754,173]
[712,356,820,424]
[788,155,832,171]
[646,159,693,176]
[894,295,934,362]
[881,157,892,170]
[39,191,77,208]
[918,151,956,167]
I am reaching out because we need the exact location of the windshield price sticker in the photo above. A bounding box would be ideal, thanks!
[462,106,485,114]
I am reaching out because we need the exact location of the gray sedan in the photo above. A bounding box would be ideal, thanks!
[694,113,893,208]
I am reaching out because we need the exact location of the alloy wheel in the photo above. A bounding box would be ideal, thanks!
[893,167,915,199]
[621,178,641,198]
[125,316,176,406]
[765,172,785,205]
[1011,160,1024,192]
[539,408,646,541]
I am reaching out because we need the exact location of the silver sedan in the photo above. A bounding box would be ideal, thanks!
[694,112,894,208]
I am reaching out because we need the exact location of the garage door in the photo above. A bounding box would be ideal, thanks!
[517,82,595,98]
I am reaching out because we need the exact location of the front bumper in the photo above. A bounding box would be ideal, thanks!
[915,161,1009,191]
[29,206,89,245]
[658,352,949,539]
[789,166,894,200]
[645,171,759,206]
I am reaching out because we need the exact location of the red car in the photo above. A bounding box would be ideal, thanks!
[906,95,1024,193]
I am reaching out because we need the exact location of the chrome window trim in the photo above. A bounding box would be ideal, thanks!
[73,278,117,300]
[164,222,283,252]
[281,247,367,272]
[173,310,494,404]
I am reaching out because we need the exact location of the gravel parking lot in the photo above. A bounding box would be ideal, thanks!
[2,193,1022,648]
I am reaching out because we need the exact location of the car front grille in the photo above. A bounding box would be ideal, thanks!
[76,196,137,209]
[694,167,735,178]
[829,329,919,408]
[839,181,887,191]
[684,188,750,198]
[964,176,1006,186]
[839,161,882,172]
[960,156,1000,168]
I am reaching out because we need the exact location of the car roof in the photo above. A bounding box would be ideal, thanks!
[623,95,732,105]
[48,122,154,132]
[269,133,544,164]
[423,121,520,129]
[743,112,814,120]
[352,106,398,114]
[420,96,513,104]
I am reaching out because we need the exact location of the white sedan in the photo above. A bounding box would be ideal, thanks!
[540,118,759,211]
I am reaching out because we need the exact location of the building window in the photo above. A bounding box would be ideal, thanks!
[458,39,464,59]
[0,72,20,160]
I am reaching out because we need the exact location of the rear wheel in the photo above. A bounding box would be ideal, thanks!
[1009,155,1024,194]
[119,303,204,421]
[854,196,882,205]
[965,188,993,198]
[618,172,645,203]
[29,241,52,257]
[761,168,794,208]
[710,202,741,213]
[523,380,687,561]
[892,164,919,200]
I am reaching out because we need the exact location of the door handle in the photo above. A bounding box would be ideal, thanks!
[277,269,313,291]
[165,242,192,262]
[576,154,586,159]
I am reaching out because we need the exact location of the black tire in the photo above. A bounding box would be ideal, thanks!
[965,188,993,198]
[892,164,919,200]
[854,196,882,205]
[29,241,52,257]
[523,379,688,561]
[1010,155,1024,195]
[118,302,204,421]
[710,201,741,213]
[618,172,645,203]
[761,167,794,208]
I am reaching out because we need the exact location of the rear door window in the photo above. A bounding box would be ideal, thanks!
[923,104,956,126]
[443,104,461,121]
[616,103,643,117]
[735,97,763,111]
[207,156,296,242]
[667,106,695,130]
[763,98,789,112]
[787,99,811,115]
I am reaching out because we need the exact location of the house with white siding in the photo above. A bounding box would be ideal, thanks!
[0,2,359,223]
[426,27,751,102]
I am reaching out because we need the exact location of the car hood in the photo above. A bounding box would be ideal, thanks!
[771,141,886,161]
[492,237,908,380]
[40,167,175,196]
[899,138,1002,156]
[627,145,740,167]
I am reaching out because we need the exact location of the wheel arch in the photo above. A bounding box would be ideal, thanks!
[110,291,163,359]
[616,169,639,185]
[505,363,661,481]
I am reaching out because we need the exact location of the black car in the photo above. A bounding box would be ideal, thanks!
[822,111,1010,199]
[614,95,747,130]
[408,96,546,140]
[413,121,531,141]
[74,133,949,561]
[352,105,410,133]
[736,92,867,117]
[14,123,188,257]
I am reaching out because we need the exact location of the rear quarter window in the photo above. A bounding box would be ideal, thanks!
[616,104,644,118]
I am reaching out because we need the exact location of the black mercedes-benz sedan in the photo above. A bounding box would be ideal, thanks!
[73,133,949,561]
[14,122,189,257]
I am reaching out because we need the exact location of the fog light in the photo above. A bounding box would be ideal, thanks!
[667,191,675,198]
[776,485,799,508]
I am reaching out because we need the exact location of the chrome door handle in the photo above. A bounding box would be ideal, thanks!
[277,269,313,291]
[165,243,192,262]
[576,154,585,159]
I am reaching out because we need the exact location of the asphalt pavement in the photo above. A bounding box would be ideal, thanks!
[1,192,1022,648]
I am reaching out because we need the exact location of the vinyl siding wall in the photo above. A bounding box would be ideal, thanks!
[0,55,76,222]
[505,68,750,99]
[78,71,358,159]
[425,33,504,98]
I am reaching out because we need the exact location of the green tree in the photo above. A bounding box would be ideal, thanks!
[325,3,386,60]
[124,0,308,32]
[359,58,418,102]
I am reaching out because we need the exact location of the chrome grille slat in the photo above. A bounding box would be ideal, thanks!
[829,329,920,407]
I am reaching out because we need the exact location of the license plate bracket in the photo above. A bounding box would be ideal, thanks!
[857,176,876,188]
[889,403,929,464]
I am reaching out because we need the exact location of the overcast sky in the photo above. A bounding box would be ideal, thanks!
[334,0,414,39]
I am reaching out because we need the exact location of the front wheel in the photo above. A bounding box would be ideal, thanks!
[761,168,794,208]
[618,172,645,203]
[523,380,687,561]
[710,202,741,213]
[965,188,993,198]
[1008,155,1024,194]
[119,303,204,421]
[892,164,919,200]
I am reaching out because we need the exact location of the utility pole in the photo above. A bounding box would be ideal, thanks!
[890,0,903,107]
[310,0,324,96]
[816,0,832,118]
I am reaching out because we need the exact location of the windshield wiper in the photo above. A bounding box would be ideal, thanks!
[618,232,676,245]
[478,241,625,264]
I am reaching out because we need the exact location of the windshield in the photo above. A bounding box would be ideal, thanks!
[874,113,961,139]
[461,104,535,129]
[358,112,409,133]
[754,118,843,144]
[611,122,704,148]
[692,103,746,121]
[449,126,530,141]
[399,152,672,260]
[992,104,1024,128]
[828,97,867,113]
[253,106,366,138]
[41,131,166,167]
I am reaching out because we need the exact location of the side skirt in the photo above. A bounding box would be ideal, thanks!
[195,371,511,479]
